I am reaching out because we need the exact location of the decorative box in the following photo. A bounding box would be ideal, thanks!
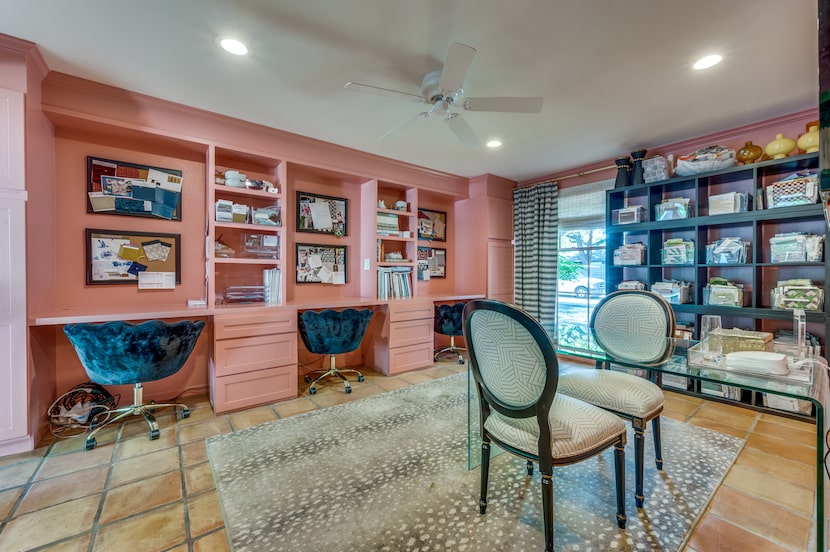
[651,280,691,304]
[769,233,824,263]
[642,155,672,183]
[617,280,646,291]
[703,282,749,307]
[706,237,750,264]
[765,171,818,208]
[612,206,647,225]
[709,328,774,355]
[772,280,824,311]
[709,191,749,215]
[613,243,646,266]
[655,197,690,220]
[241,233,279,259]
[661,238,695,265]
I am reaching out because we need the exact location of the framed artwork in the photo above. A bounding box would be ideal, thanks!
[296,192,348,236]
[296,243,347,284]
[85,228,181,285]
[417,208,447,241]
[87,156,183,220]
[417,246,446,280]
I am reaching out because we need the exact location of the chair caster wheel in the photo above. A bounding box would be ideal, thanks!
[458,358,465,364]
[345,387,352,394]
[150,429,160,441]
[357,375,365,382]
[181,408,191,419]
[304,375,311,383]
[84,438,97,451]
[309,387,317,395]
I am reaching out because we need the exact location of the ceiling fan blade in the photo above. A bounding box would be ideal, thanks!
[445,114,480,148]
[380,111,430,140]
[344,81,424,102]
[463,96,543,113]
[438,43,476,92]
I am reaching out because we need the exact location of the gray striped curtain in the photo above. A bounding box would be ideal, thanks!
[513,182,558,334]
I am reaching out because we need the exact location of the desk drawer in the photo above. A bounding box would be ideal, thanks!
[214,333,298,377]
[389,318,433,348]
[388,342,434,374]
[214,310,296,340]
[388,302,433,323]
[212,365,297,413]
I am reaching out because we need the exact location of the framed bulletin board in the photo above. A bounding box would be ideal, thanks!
[87,156,183,220]
[296,192,348,237]
[417,246,446,280]
[417,208,447,241]
[296,243,348,284]
[85,228,181,285]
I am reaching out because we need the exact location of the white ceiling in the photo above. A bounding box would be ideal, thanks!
[0,0,819,182]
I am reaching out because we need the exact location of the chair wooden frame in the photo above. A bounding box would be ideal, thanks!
[464,299,626,551]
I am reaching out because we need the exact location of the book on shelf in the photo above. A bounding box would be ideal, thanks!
[263,268,282,305]
[377,266,412,299]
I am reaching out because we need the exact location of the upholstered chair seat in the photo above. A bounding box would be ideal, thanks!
[63,319,205,451]
[298,308,374,394]
[463,299,627,552]
[434,302,466,363]
[557,290,673,507]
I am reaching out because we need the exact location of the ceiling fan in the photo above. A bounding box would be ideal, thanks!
[344,42,543,148]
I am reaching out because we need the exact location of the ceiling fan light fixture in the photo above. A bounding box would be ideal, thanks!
[486,139,502,148]
[218,36,249,56]
[693,54,722,70]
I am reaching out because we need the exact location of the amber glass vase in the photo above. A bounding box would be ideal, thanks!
[736,141,763,165]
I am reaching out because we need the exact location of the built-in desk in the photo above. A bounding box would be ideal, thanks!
[31,294,483,415]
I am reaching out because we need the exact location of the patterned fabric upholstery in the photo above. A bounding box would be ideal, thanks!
[484,394,625,459]
[590,291,674,363]
[467,309,545,407]
[434,303,465,337]
[558,368,664,419]
[298,308,374,355]
[63,320,206,385]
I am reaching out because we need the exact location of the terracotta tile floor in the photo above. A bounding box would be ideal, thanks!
[0,359,823,551]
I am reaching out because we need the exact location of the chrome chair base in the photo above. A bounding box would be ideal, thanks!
[304,354,364,394]
[84,383,190,450]
[434,336,466,364]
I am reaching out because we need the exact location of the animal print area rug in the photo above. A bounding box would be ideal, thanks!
[207,373,743,551]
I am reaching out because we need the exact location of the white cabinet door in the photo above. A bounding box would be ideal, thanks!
[0,89,24,191]
[0,194,27,447]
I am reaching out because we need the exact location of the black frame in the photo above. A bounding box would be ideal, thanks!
[86,156,183,220]
[418,246,446,279]
[295,243,348,283]
[85,228,181,285]
[417,208,447,241]
[295,191,348,236]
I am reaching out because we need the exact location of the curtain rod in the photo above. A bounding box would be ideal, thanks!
[519,162,616,189]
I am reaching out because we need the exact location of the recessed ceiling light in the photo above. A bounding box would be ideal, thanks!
[693,54,722,70]
[486,140,502,148]
[218,36,249,56]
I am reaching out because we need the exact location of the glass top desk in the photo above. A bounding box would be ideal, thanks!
[467,331,829,551]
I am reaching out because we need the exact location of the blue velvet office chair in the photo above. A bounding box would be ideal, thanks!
[463,299,627,552]
[298,308,374,394]
[63,319,205,451]
[434,302,466,364]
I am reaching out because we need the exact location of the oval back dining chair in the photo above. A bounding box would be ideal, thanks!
[463,299,627,552]
[557,290,673,507]
[63,319,206,451]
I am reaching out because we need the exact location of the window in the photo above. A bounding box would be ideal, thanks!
[556,179,613,344]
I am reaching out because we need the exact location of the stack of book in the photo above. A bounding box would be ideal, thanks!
[377,266,412,299]
[377,213,400,236]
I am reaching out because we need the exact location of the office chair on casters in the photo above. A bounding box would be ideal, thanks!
[557,290,673,507]
[63,319,206,451]
[434,302,466,364]
[298,308,374,395]
[463,299,627,552]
